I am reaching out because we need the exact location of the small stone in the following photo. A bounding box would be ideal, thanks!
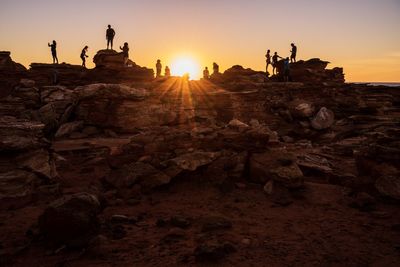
[170,215,191,229]
[110,215,130,224]
[194,241,236,262]
[241,238,252,246]
[201,216,232,232]
[235,182,247,189]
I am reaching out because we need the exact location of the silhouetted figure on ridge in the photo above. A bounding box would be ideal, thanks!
[203,67,210,79]
[119,42,129,66]
[48,40,58,64]
[213,62,219,75]
[265,50,271,73]
[80,46,89,68]
[283,57,291,82]
[272,52,282,75]
[156,59,162,77]
[165,66,171,77]
[290,43,297,63]
[106,25,116,50]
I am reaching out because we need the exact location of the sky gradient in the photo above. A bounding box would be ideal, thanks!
[1,0,399,82]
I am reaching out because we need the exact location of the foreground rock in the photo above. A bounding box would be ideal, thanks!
[275,58,345,84]
[0,51,27,97]
[194,241,236,262]
[38,193,102,247]
[73,83,181,133]
[249,149,304,188]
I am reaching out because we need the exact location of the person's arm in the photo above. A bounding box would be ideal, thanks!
[48,43,51,47]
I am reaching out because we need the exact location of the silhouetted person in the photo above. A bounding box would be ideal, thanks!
[106,25,115,50]
[290,43,297,63]
[48,40,58,64]
[283,57,291,82]
[156,59,162,77]
[203,67,210,79]
[80,46,89,68]
[165,66,171,77]
[120,42,129,66]
[213,62,219,75]
[272,52,282,75]
[265,50,271,73]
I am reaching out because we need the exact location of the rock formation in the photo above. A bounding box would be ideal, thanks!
[0,52,399,267]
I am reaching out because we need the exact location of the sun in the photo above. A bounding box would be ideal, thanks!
[170,56,201,80]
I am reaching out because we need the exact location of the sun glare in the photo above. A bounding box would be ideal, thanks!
[170,56,201,80]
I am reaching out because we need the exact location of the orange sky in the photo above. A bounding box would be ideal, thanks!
[1,0,399,82]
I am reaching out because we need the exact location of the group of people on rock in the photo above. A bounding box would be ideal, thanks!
[266,43,297,81]
[48,25,128,68]
[47,25,297,81]
[154,59,171,78]
[202,63,219,79]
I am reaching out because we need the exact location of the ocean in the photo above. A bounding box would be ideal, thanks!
[352,82,400,87]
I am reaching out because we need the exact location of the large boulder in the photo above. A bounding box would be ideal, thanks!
[249,150,304,188]
[311,107,335,130]
[0,117,57,209]
[93,50,129,69]
[38,193,102,247]
[0,51,28,97]
[274,58,345,84]
[375,175,400,200]
[0,51,26,72]
[74,84,179,132]
[163,151,221,171]
[0,116,46,151]
[106,162,171,192]
[288,100,315,118]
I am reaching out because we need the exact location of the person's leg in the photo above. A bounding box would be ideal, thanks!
[55,54,58,64]
[107,39,110,49]
[110,38,113,50]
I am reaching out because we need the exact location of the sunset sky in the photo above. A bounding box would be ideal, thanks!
[1,0,399,81]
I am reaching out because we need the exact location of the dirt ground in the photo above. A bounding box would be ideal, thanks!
[1,150,400,267]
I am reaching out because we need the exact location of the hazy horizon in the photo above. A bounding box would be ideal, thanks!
[1,0,399,82]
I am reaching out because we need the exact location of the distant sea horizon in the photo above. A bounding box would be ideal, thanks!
[352,82,400,87]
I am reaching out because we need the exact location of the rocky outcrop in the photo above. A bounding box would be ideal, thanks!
[211,65,265,89]
[38,193,102,247]
[92,50,154,81]
[0,52,28,97]
[28,63,86,86]
[274,58,345,84]
[93,49,131,69]
[0,117,58,209]
[0,51,26,72]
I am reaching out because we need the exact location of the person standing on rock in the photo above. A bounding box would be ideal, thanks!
[272,52,282,75]
[203,67,210,79]
[80,46,89,68]
[165,66,171,77]
[106,25,116,50]
[265,50,271,74]
[48,40,58,64]
[156,60,162,77]
[290,43,297,63]
[119,42,129,66]
[283,57,291,82]
[213,62,219,75]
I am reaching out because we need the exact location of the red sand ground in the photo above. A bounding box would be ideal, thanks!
[1,150,400,267]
